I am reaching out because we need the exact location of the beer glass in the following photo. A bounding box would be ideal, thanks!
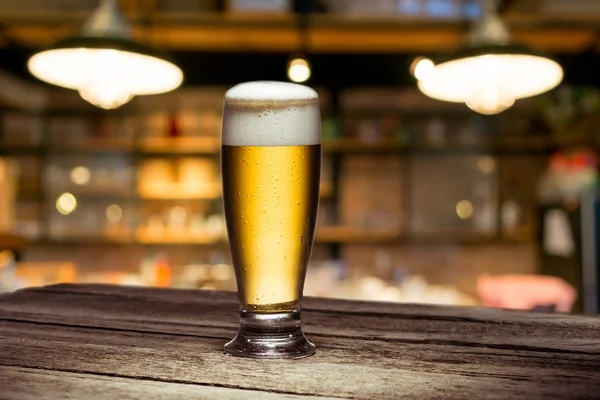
[221,81,320,358]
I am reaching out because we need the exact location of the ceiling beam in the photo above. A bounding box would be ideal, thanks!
[3,24,593,54]
[501,0,544,14]
[0,12,596,54]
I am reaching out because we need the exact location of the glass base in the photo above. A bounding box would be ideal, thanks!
[224,311,315,359]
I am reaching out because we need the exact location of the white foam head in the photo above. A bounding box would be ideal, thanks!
[222,81,321,146]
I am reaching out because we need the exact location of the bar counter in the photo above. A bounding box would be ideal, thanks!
[1,284,599,399]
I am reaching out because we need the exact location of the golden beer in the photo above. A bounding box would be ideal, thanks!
[222,144,320,312]
[221,81,320,358]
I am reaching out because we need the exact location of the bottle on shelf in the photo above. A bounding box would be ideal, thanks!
[501,178,523,234]
[139,253,172,287]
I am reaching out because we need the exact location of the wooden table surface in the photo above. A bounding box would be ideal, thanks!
[1,284,600,399]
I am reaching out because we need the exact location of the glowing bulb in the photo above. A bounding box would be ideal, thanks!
[56,193,77,215]
[466,95,514,115]
[411,57,435,81]
[287,58,311,83]
[76,49,133,109]
[456,200,474,219]
[106,204,123,223]
[70,166,91,185]
[80,83,132,109]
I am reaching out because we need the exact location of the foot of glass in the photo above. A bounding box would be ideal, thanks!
[224,311,315,359]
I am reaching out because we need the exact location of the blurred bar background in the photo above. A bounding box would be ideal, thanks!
[0,0,599,313]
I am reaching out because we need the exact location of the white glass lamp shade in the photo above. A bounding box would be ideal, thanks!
[417,46,563,115]
[28,38,183,109]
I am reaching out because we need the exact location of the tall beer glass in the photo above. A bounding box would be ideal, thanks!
[221,81,320,358]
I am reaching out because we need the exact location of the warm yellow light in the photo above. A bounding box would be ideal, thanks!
[70,166,91,185]
[106,204,123,223]
[456,200,474,219]
[466,94,514,115]
[477,156,496,174]
[28,48,183,109]
[287,58,311,83]
[418,54,563,114]
[56,193,77,215]
[412,58,435,81]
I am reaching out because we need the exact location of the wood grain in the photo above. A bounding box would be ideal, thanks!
[0,366,333,400]
[1,284,599,399]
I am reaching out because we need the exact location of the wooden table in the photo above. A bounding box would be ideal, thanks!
[1,284,599,399]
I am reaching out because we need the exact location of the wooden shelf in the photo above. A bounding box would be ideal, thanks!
[0,232,27,250]
[2,12,594,53]
[35,237,133,246]
[323,137,561,155]
[138,137,220,155]
[316,226,401,243]
[137,184,221,200]
[29,229,535,246]
[315,226,534,245]
[323,139,405,153]
[405,231,534,245]
[11,136,566,157]
[135,227,225,245]
[47,189,134,199]
[48,138,134,153]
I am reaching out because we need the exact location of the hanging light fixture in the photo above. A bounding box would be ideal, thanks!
[27,0,183,109]
[287,56,312,83]
[287,6,313,84]
[416,0,563,115]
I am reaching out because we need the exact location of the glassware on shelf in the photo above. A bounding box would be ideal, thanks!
[137,158,219,199]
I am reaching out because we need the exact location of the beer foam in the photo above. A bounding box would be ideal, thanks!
[222,81,321,146]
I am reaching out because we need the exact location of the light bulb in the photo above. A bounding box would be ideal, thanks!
[411,57,435,81]
[79,82,133,109]
[56,193,77,215]
[287,58,311,83]
[76,49,132,109]
[456,200,474,219]
[70,166,91,185]
[466,94,514,115]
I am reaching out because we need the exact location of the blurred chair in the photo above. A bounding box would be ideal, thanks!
[477,274,577,313]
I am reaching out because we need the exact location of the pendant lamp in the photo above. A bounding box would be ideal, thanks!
[416,0,563,115]
[27,0,183,109]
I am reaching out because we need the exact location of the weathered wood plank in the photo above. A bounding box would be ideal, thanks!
[21,283,600,326]
[0,366,334,400]
[1,286,599,354]
[1,320,599,399]
[1,284,600,399]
